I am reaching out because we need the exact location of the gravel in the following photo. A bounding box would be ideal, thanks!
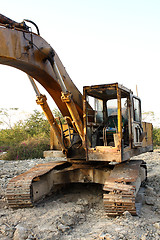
[0,151,160,240]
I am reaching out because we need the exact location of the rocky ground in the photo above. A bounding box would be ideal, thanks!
[0,151,160,240]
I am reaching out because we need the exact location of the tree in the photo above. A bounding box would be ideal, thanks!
[0,108,19,129]
[0,108,65,159]
[0,109,51,159]
[24,110,50,137]
[153,128,160,147]
[142,111,160,127]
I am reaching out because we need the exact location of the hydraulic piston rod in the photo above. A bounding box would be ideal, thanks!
[28,75,67,154]
[52,62,84,140]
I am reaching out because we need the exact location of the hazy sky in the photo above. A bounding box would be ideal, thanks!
[0,0,160,124]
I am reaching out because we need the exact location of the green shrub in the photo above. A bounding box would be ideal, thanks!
[0,123,27,151]
[2,135,50,160]
[153,128,160,147]
[24,110,50,137]
[0,109,51,160]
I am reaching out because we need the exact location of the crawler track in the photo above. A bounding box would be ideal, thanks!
[103,160,147,216]
[103,182,137,215]
[6,161,66,208]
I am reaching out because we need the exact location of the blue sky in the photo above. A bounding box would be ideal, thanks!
[0,0,160,125]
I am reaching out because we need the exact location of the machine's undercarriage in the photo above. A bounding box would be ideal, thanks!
[6,159,146,216]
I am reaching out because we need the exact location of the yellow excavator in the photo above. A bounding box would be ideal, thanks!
[0,14,153,215]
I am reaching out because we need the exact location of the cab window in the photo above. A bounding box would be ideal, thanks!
[133,98,141,122]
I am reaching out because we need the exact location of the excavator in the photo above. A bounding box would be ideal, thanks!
[0,14,153,215]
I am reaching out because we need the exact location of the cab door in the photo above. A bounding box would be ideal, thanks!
[131,96,143,147]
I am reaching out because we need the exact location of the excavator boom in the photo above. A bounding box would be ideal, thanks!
[0,19,83,121]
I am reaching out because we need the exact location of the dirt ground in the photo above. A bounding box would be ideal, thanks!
[0,151,160,240]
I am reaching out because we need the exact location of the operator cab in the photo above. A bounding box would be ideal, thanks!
[83,83,143,162]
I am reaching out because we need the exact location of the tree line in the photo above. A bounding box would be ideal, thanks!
[0,109,160,160]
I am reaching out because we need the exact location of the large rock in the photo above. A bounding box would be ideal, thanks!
[13,224,30,240]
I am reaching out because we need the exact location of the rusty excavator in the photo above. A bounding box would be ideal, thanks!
[0,14,153,216]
